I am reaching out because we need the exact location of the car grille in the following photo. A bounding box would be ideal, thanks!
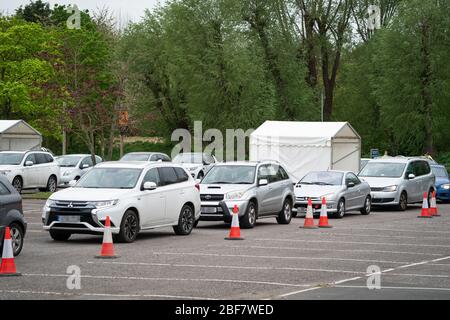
[47,201,103,228]
[54,201,90,209]
[370,187,385,192]
[200,194,224,201]
[296,197,321,201]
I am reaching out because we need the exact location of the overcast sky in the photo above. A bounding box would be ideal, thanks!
[1,0,166,24]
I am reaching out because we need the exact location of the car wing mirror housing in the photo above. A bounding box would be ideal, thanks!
[408,173,416,180]
[25,161,34,167]
[82,164,90,169]
[258,179,268,186]
[143,181,157,190]
[347,182,355,188]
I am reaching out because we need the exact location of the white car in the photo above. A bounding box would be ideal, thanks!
[120,152,171,162]
[0,150,60,193]
[42,161,201,242]
[173,153,218,179]
[56,154,102,186]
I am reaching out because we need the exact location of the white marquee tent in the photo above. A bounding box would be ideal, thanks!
[0,120,42,151]
[249,121,361,181]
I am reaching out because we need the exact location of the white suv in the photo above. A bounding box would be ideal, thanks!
[0,151,60,193]
[42,161,201,242]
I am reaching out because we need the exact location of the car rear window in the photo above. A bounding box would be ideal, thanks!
[174,167,189,182]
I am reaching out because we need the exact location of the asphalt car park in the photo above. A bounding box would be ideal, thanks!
[1,199,449,300]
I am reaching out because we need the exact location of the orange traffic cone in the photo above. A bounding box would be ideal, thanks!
[96,216,119,259]
[318,197,332,228]
[300,198,317,229]
[0,227,21,277]
[430,191,440,217]
[225,205,244,240]
[418,192,432,219]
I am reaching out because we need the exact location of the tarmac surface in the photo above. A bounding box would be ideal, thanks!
[1,199,449,300]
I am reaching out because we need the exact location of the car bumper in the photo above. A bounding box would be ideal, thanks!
[42,205,122,234]
[199,200,249,222]
[294,200,337,213]
[370,191,399,205]
[436,188,450,202]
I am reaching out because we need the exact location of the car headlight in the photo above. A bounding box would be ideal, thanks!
[226,191,245,200]
[63,171,72,176]
[45,199,56,207]
[323,193,336,201]
[88,200,118,209]
[441,184,450,190]
[0,170,11,175]
[381,185,398,192]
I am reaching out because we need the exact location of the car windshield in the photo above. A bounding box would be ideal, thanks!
[202,166,255,184]
[299,172,343,186]
[57,156,82,167]
[121,154,150,161]
[359,162,406,178]
[0,153,24,165]
[432,166,448,178]
[76,168,142,189]
[173,153,203,164]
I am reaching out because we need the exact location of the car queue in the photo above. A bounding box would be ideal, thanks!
[0,148,447,253]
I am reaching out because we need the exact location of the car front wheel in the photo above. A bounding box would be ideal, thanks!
[46,176,57,192]
[9,223,24,256]
[360,196,371,215]
[397,192,407,211]
[333,199,345,219]
[173,204,195,235]
[240,201,257,229]
[276,199,292,224]
[12,176,23,193]
[117,210,139,243]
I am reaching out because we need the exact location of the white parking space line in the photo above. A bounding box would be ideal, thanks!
[22,273,311,288]
[206,244,444,257]
[255,238,450,248]
[297,232,450,241]
[277,287,322,298]
[87,260,366,275]
[152,252,412,264]
[334,285,450,292]
[335,227,450,234]
[0,290,216,300]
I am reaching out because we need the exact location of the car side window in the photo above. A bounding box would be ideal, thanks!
[257,164,271,181]
[421,161,431,175]
[158,167,179,186]
[204,154,215,164]
[35,153,47,164]
[346,173,361,185]
[0,182,11,195]
[413,161,427,177]
[44,154,54,163]
[24,153,36,165]
[161,154,171,162]
[142,168,160,186]
[150,154,158,161]
[405,162,415,177]
[95,156,102,164]
[276,165,289,181]
[174,167,189,182]
[81,156,94,167]
[267,164,280,183]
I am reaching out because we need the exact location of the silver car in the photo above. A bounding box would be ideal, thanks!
[199,161,295,228]
[56,154,102,186]
[294,171,371,218]
[358,157,436,210]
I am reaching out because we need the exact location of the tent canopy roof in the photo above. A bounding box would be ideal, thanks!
[251,121,360,142]
[0,120,41,136]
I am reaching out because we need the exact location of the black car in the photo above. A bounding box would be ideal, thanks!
[0,175,27,256]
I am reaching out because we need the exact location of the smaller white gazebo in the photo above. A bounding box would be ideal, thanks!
[0,120,42,151]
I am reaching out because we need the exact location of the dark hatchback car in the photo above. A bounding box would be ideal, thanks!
[0,175,27,256]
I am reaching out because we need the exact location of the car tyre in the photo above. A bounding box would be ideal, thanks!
[49,230,71,241]
[45,175,57,192]
[397,192,407,211]
[9,223,24,256]
[360,196,371,215]
[276,199,292,224]
[12,176,23,193]
[240,201,257,229]
[117,210,139,243]
[333,199,345,219]
[173,204,195,235]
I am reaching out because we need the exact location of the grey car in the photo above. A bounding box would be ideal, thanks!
[198,161,295,228]
[358,157,436,210]
[0,175,27,256]
[294,171,371,218]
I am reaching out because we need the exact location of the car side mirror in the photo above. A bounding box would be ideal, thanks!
[347,182,355,188]
[258,179,268,186]
[408,173,415,180]
[81,164,90,169]
[143,181,157,191]
[25,161,34,167]
[68,180,77,187]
